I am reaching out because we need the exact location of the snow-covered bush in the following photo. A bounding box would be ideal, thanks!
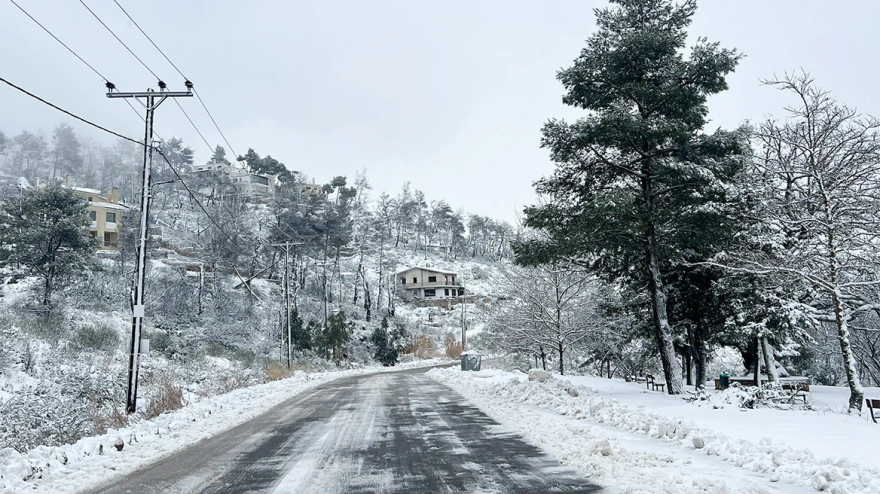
[695,381,811,410]
[0,358,125,452]
[72,323,121,352]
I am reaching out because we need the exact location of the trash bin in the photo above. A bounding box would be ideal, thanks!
[461,352,481,371]
[720,373,730,389]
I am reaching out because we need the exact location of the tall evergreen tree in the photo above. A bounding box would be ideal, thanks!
[50,123,83,179]
[371,316,399,366]
[516,0,744,394]
[289,308,311,350]
[210,145,232,165]
[0,183,95,305]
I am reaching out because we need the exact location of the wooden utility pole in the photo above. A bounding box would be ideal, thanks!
[271,242,302,368]
[108,83,192,414]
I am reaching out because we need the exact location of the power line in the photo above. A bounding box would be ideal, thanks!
[78,0,214,158]
[172,99,214,153]
[8,0,150,130]
[8,0,108,82]
[111,1,241,161]
[0,77,143,146]
[112,0,187,81]
[193,89,241,162]
[78,0,162,81]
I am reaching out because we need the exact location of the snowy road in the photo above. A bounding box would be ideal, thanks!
[90,366,599,494]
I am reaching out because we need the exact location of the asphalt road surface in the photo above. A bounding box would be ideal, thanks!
[91,366,600,494]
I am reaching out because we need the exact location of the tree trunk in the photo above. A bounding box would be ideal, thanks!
[684,350,692,386]
[832,288,864,412]
[42,274,52,306]
[754,336,762,387]
[761,337,779,382]
[362,266,372,323]
[692,325,708,390]
[646,236,683,394]
[558,342,564,375]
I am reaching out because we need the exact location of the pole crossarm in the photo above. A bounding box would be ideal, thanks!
[108,91,192,98]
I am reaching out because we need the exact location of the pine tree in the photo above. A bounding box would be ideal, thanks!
[516,0,744,394]
[289,309,311,350]
[0,182,95,305]
[371,316,399,366]
[319,311,353,362]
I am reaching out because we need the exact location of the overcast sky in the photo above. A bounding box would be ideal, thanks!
[1,0,878,222]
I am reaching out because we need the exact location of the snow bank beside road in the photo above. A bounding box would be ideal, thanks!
[428,368,880,494]
[0,359,449,494]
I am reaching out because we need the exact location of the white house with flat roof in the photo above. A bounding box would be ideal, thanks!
[396,267,464,307]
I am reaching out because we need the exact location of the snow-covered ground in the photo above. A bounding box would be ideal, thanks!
[427,367,880,494]
[0,358,450,494]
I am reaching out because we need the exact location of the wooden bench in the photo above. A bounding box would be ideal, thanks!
[779,380,811,403]
[646,374,666,392]
[868,399,880,424]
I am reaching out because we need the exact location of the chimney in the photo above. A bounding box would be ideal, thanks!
[106,188,119,204]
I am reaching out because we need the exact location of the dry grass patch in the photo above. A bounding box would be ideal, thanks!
[404,332,438,359]
[444,336,463,359]
[265,360,291,381]
[143,376,186,420]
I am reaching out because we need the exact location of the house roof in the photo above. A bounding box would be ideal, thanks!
[71,186,102,195]
[396,266,458,276]
[89,201,129,211]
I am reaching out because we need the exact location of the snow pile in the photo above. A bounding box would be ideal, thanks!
[428,368,880,494]
[0,359,448,494]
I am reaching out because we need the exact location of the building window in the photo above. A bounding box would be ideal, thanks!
[89,210,96,221]
[424,289,436,297]
[401,278,406,284]
[413,277,417,283]
[444,288,449,296]
[88,196,93,201]
[106,212,116,223]
[458,288,464,296]
[428,276,437,283]
[452,276,456,283]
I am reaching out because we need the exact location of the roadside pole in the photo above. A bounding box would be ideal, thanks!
[108,83,192,414]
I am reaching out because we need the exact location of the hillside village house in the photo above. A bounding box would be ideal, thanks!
[68,185,128,251]
[299,181,325,198]
[192,162,276,200]
[396,267,464,308]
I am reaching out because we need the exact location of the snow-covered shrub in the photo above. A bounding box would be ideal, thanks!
[0,360,125,452]
[72,323,121,352]
[19,313,67,345]
[703,381,810,410]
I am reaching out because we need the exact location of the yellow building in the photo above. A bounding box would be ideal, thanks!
[69,186,127,251]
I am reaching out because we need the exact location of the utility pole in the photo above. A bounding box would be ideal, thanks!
[271,242,302,368]
[108,82,192,414]
[460,275,467,352]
